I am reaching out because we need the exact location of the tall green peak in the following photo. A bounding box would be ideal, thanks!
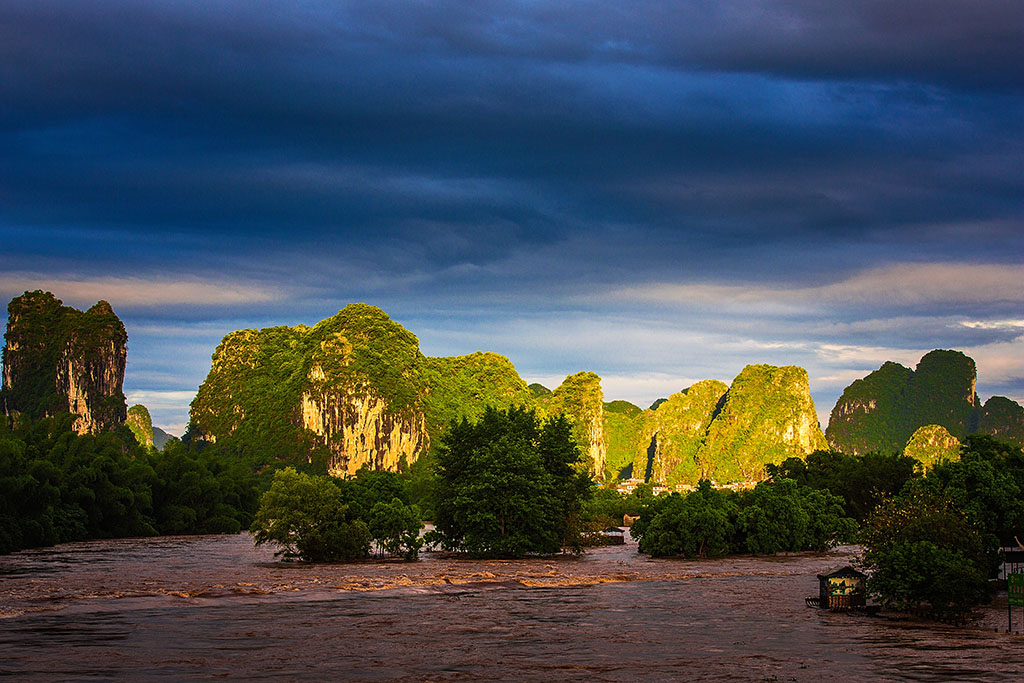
[538,371,607,477]
[603,409,646,480]
[826,349,1016,455]
[127,404,154,448]
[826,361,913,454]
[700,365,827,482]
[638,380,729,484]
[2,291,127,434]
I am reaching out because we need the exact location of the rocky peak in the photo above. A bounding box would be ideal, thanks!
[640,379,729,484]
[190,303,429,476]
[2,291,127,434]
[539,371,607,478]
[977,397,1024,448]
[127,404,155,448]
[826,349,1015,455]
[904,424,960,469]
[700,364,827,482]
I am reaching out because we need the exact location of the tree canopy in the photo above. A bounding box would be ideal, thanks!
[431,406,592,557]
[251,468,371,562]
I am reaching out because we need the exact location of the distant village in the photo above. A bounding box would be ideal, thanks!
[613,478,758,496]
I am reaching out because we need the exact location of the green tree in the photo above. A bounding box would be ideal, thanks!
[860,487,993,617]
[637,481,737,558]
[431,406,592,557]
[739,479,810,555]
[368,498,423,560]
[251,468,370,562]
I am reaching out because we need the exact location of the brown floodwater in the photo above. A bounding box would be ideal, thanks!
[1,533,1022,681]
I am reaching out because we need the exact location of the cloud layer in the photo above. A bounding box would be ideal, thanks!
[2,1,1021,432]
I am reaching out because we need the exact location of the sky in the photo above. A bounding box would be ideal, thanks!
[2,0,1022,435]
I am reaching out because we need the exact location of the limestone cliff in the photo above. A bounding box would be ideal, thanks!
[190,304,429,476]
[603,400,645,480]
[904,424,960,469]
[538,372,607,478]
[2,291,127,434]
[826,350,1019,454]
[640,380,729,485]
[699,365,827,482]
[127,404,154,448]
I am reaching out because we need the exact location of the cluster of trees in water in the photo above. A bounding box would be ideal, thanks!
[0,414,258,554]
[3,406,1022,619]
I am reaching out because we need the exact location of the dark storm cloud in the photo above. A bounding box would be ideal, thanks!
[338,0,1024,90]
[2,1,1022,428]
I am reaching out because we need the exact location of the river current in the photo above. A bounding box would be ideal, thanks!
[1,533,1021,681]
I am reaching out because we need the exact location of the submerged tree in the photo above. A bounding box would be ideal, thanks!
[860,487,993,617]
[431,406,592,557]
[251,468,370,562]
[368,497,423,560]
[636,480,737,558]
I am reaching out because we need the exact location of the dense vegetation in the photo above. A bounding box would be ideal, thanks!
[0,414,258,554]
[765,450,919,522]
[430,406,593,557]
[423,352,534,432]
[861,436,1024,617]
[630,478,856,558]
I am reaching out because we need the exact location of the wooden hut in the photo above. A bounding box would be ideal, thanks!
[816,566,866,609]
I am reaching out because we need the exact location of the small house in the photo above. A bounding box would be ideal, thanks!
[816,566,866,609]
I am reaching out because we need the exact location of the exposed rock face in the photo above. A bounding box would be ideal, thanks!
[640,380,729,484]
[2,291,127,434]
[127,404,154,448]
[300,382,426,477]
[904,424,960,469]
[190,304,429,476]
[603,400,645,480]
[539,372,607,478]
[700,365,827,482]
[826,350,1020,454]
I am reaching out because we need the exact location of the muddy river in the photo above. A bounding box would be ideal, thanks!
[1,533,1021,680]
